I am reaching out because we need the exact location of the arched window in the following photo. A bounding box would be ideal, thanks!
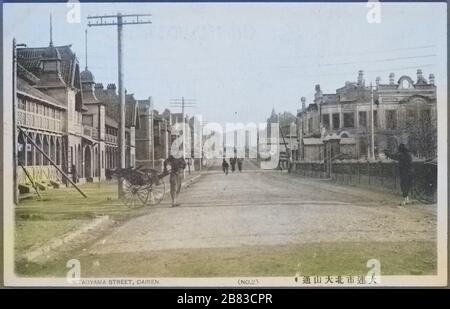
[27,132,34,166]
[18,131,26,165]
[35,135,43,166]
[56,139,61,165]
[43,136,50,165]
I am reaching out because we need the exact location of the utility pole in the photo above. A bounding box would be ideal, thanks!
[170,97,196,158]
[370,82,375,160]
[12,39,27,204]
[149,97,155,169]
[88,13,151,196]
[170,97,196,176]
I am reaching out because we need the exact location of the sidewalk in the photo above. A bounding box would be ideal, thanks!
[15,171,202,265]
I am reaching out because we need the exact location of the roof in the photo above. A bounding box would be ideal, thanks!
[17,45,85,111]
[17,77,66,109]
[105,116,118,128]
[80,68,95,83]
[95,86,140,129]
[17,45,78,87]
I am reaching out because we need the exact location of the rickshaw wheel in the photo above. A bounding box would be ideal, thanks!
[146,178,165,206]
[120,178,148,208]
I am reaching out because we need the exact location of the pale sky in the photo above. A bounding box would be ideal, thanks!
[3,2,447,125]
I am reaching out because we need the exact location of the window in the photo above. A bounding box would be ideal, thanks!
[18,99,26,110]
[332,113,340,129]
[343,112,355,128]
[358,111,367,128]
[70,147,74,166]
[385,110,397,130]
[322,114,330,129]
[406,109,417,124]
[308,118,313,133]
[373,110,378,128]
[420,109,431,123]
[82,115,94,127]
[359,136,368,158]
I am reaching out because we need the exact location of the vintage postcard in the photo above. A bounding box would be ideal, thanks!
[1,1,447,289]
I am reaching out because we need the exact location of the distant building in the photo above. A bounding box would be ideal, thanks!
[135,98,172,171]
[297,70,437,161]
[94,83,140,169]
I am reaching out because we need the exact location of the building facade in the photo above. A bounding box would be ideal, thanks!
[135,98,172,171]
[16,38,143,192]
[297,70,437,161]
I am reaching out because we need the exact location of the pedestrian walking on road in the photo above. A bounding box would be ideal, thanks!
[237,158,243,172]
[164,155,186,207]
[384,143,413,206]
[222,159,229,175]
[230,157,236,172]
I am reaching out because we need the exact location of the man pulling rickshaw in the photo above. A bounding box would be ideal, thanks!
[163,155,187,207]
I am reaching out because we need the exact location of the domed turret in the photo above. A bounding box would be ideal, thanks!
[80,69,95,84]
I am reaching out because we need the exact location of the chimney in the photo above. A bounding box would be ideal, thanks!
[417,69,423,82]
[106,83,116,96]
[301,97,306,112]
[94,83,103,90]
[375,76,381,86]
[357,70,364,86]
[389,73,395,85]
[429,73,435,85]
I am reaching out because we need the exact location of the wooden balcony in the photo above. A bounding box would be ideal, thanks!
[105,133,118,144]
[17,110,61,132]
[83,126,99,139]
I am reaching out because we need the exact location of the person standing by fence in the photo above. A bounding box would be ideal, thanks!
[384,143,413,206]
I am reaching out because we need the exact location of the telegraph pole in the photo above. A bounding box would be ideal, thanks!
[170,97,196,176]
[12,38,18,205]
[88,13,151,196]
[370,82,375,160]
[170,97,196,159]
[13,39,27,204]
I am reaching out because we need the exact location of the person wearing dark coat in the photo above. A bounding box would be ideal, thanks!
[222,159,229,175]
[230,157,236,172]
[237,158,243,172]
[385,143,413,205]
[164,155,186,207]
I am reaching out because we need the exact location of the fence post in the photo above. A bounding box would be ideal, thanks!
[358,161,361,184]
[368,161,371,185]
[380,161,383,187]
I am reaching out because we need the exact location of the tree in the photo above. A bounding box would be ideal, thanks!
[398,106,437,159]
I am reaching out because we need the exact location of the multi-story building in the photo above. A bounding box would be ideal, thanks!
[135,98,172,171]
[16,41,90,187]
[94,83,140,170]
[297,70,437,161]
[16,37,143,192]
[80,65,106,181]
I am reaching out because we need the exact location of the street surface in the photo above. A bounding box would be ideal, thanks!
[72,160,436,277]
